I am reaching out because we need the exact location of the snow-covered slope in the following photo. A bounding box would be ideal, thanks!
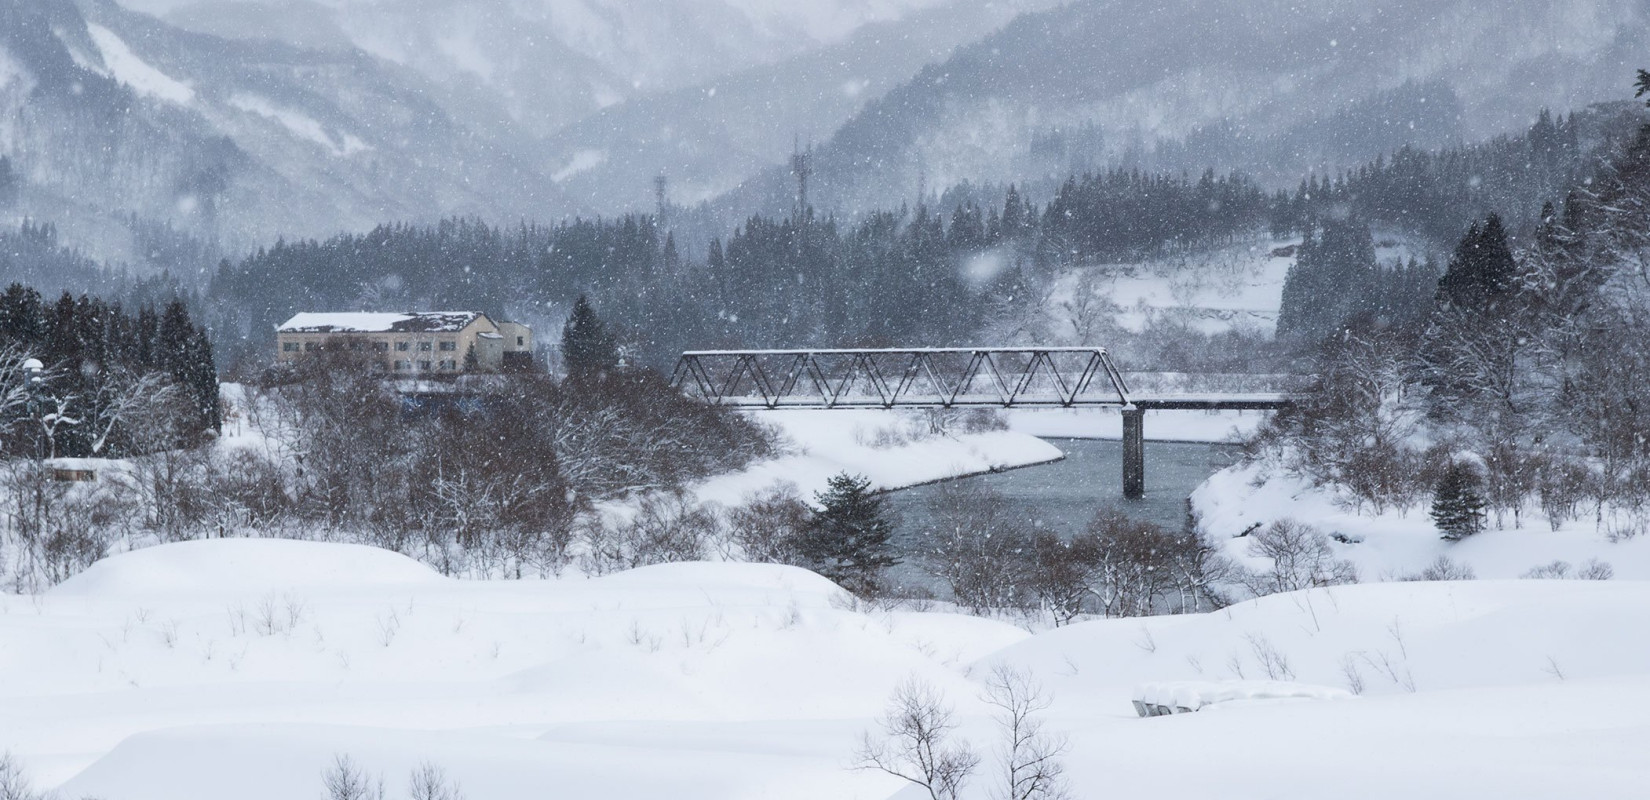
[0,0,564,258]
[3,539,1648,798]
[126,0,980,138]
[1193,458,1650,582]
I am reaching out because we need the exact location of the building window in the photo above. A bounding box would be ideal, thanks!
[516,336,524,346]
[439,360,456,370]
[373,342,389,352]
[282,342,299,352]
[419,342,433,352]
[418,361,432,371]
[348,341,364,351]
[304,342,319,352]
[438,341,456,351]
[395,341,410,351]
[394,360,409,371]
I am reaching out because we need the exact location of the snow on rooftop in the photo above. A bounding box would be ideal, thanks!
[277,311,483,334]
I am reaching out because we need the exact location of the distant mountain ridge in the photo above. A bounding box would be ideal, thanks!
[0,0,562,261]
[716,0,1650,218]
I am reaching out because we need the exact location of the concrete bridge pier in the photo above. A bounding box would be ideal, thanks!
[1122,407,1145,500]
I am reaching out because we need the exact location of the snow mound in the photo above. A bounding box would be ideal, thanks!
[591,561,847,601]
[49,539,446,597]
[1133,680,1352,715]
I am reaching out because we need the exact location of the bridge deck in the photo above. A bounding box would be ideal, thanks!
[1129,394,1294,411]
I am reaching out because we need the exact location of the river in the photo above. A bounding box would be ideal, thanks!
[882,438,1240,590]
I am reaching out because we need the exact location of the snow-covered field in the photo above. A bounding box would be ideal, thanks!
[5,539,1649,798]
[690,409,1064,506]
[1193,459,1650,582]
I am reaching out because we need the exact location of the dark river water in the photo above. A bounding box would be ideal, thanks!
[882,438,1240,590]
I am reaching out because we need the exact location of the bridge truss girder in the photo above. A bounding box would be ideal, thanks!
[669,347,1132,409]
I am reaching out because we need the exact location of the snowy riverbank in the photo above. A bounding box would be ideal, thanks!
[688,410,1065,507]
[1192,459,1650,581]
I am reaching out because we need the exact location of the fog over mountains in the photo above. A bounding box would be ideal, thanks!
[0,0,1643,263]
[720,0,1650,215]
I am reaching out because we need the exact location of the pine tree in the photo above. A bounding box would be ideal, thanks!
[559,294,618,384]
[1436,214,1517,310]
[0,156,16,208]
[1636,68,1649,106]
[798,472,899,596]
[1431,461,1488,541]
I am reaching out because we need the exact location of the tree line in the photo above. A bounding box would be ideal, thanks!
[0,283,219,459]
[1261,75,1650,542]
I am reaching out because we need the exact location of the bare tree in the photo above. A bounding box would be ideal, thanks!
[86,369,185,455]
[322,754,384,800]
[919,483,1034,614]
[0,752,43,800]
[579,493,722,575]
[1025,531,1095,626]
[1080,509,1177,617]
[725,482,811,563]
[981,666,1070,800]
[855,678,980,800]
[1056,269,1122,345]
[407,762,465,800]
[1240,519,1357,596]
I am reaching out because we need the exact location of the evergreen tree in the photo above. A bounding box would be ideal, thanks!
[0,156,16,208]
[559,294,618,384]
[1436,214,1518,310]
[1277,218,1380,342]
[798,472,899,596]
[1431,461,1488,541]
[1636,68,1649,106]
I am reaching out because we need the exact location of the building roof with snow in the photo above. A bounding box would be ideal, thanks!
[276,312,491,334]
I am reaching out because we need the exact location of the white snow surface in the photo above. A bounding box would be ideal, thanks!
[1133,679,1353,713]
[85,24,195,105]
[5,540,1650,798]
[689,409,1064,507]
[1194,459,1650,582]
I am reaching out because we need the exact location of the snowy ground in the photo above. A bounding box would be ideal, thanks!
[689,409,1065,507]
[1193,459,1650,582]
[4,539,1649,798]
[1050,232,1427,336]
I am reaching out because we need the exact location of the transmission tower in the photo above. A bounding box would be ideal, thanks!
[653,173,669,231]
[790,145,812,223]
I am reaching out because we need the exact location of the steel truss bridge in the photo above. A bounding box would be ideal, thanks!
[670,347,1296,499]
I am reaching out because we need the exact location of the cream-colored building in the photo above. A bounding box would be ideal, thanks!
[276,312,533,374]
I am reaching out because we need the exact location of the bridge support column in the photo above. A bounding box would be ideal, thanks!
[1122,408,1145,500]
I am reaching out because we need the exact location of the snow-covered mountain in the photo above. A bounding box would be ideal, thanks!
[0,0,565,260]
[120,0,967,138]
[718,0,1650,216]
[538,0,1058,213]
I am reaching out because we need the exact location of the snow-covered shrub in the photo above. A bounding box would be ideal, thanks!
[724,482,811,564]
[1239,519,1357,596]
[1521,559,1614,581]
[578,494,722,575]
[1402,555,1477,582]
